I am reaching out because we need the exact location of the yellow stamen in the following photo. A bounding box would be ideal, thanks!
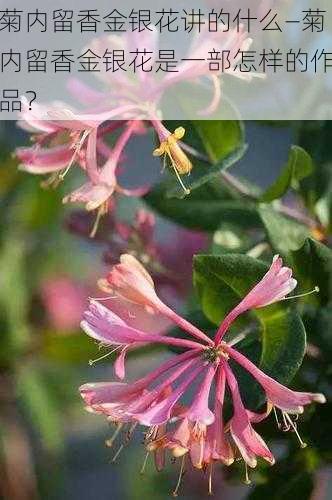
[153,127,192,196]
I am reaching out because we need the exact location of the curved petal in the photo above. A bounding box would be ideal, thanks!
[226,346,326,413]
[216,255,297,341]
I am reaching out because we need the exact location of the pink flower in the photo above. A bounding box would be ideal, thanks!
[62,122,149,213]
[79,255,325,494]
[17,24,260,214]
[215,254,297,342]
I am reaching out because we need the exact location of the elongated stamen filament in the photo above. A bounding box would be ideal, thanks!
[105,424,123,448]
[283,286,319,301]
[244,463,251,485]
[273,407,282,429]
[89,345,122,366]
[111,443,124,463]
[140,452,150,475]
[281,411,290,431]
[168,150,190,195]
[284,413,307,448]
[90,203,108,238]
[41,172,62,189]
[59,130,90,180]
[208,463,213,496]
[88,295,117,301]
[126,422,138,443]
[172,456,186,497]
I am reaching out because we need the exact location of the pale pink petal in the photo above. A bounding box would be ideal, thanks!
[117,184,151,197]
[63,181,115,210]
[225,363,275,467]
[216,255,297,341]
[81,300,202,350]
[17,145,72,173]
[226,346,326,413]
[186,364,217,425]
[133,364,204,426]
[106,254,163,309]
[67,78,106,105]
[114,347,128,380]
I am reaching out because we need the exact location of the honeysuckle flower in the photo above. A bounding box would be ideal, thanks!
[80,254,325,495]
[17,23,259,206]
[215,254,298,343]
[62,121,149,236]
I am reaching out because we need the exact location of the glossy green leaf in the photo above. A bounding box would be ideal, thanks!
[291,238,332,307]
[259,204,310,254]
[260,146,314,202]
[145,182,260,231]
[193,254,306,399]
[193,120,245,164]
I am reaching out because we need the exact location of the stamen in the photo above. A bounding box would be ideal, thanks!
[111,443,124,463]
[126,422,138,443]
[284,413,307,448]
[105,424,123,448]
[273,407,282,430]
[281,411,291,431]
[90,203,108,238]
[58,161,73,181]
[140,452,150,475]
[283,286,319,301]
[208,463,213,496]
[41,172,62,189]
[172,456,186,497]
[244,463,251,485]
[89,345,122,366]
[168,149,190,196]
[59,130,90,181]
[88,295,117,301]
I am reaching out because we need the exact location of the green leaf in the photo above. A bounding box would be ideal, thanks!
[259,204,310,254]
[291,238,332,307]
[260,146,314,202]
[193,254,306,403]
[145,181,260,231]
[193,120,245,164]
[160,120,247,198]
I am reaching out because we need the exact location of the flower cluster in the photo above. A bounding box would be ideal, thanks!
[79,254,325,496]
[15,25,258,236]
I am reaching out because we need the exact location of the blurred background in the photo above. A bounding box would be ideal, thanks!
[0,121,331,500]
